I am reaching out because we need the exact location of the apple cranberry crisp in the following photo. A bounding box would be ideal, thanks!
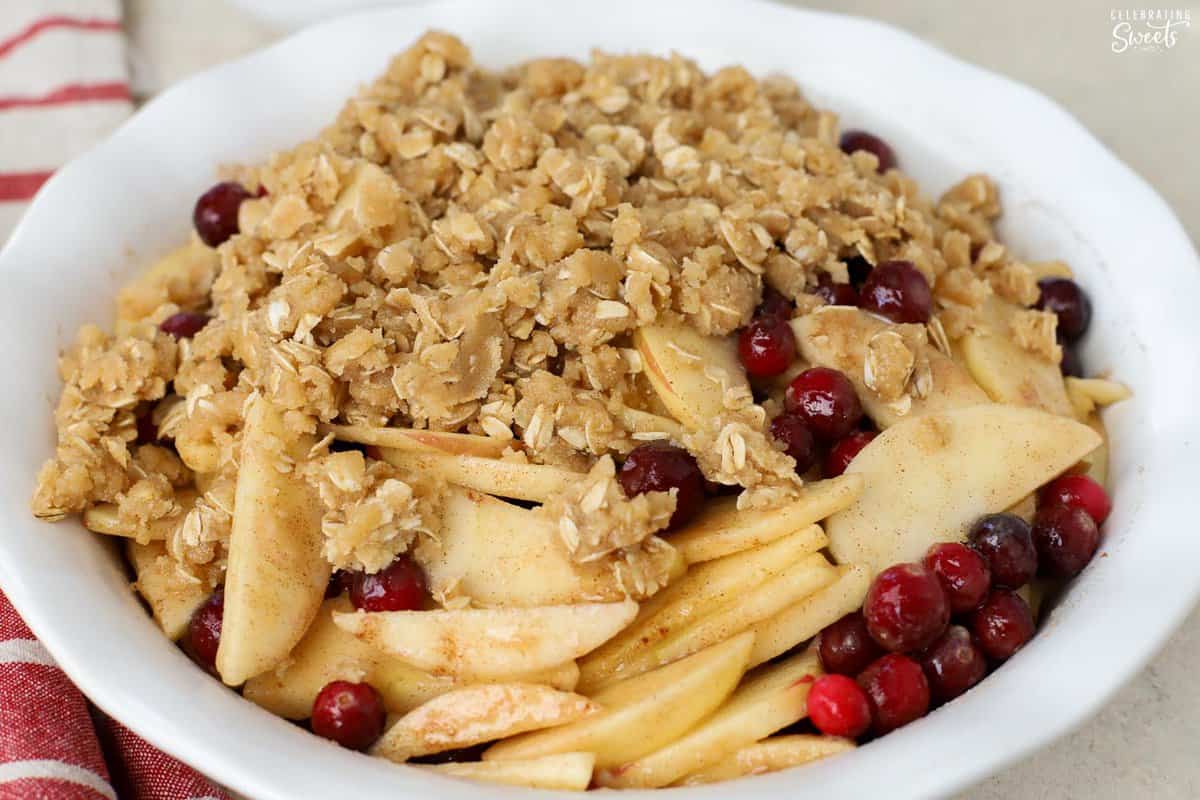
[32,32,1128,790]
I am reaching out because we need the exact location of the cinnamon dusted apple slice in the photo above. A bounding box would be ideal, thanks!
[370,684,599,762]
[84,489,198,540]
[334,601,638,681]
[792,306,988,428]
[423,753,596,791]
[675,734,854,785]
[416,487,683,607]
[618,406,685,443]
[595,647,823,788]
[377,449,580,503]
[958,295,1073,416]
[215,395,330,686]
[669,475,862,563]
[825,404,1101,574]
[578,527,829,692]
[125,541,210,640]
[485,632,754,768]
[747,563,871,668]
[633,323,750,430]
[242,598,580,719]
[321,423,510,459]
[580,552,835,692]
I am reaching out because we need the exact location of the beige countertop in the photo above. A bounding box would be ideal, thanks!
[125,1,1200,797]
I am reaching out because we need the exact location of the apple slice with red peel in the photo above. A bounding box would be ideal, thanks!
[334,601,638,681]
[826,404,1101,574]
[634,324,749,430]
[792,306,988,428]
[215,395,330,686]
[423,753,596,791]
[370,683,599,762]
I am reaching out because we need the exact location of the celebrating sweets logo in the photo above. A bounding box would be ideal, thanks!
[1110,8,1191,52]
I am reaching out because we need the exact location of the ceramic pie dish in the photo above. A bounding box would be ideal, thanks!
[1,1,1197,798]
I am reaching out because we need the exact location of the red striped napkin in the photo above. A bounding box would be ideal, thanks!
[1,588,232,800]
[0,0,133,241]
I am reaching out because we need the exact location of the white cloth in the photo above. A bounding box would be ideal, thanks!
[0,0,131,242]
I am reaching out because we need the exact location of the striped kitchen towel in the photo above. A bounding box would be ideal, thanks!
[0,0,133,242]
[0,586,231,799]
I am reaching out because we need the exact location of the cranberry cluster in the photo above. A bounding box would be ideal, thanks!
[181,554,428,751]
[807,473,1110,739]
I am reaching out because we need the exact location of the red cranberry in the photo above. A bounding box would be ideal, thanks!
[757,287,793,321]
[824,430,877,478]
[159,312,210,339]
[184,589,223,672]
[859,260,932,324]
[1036,278,1092,342]
[818,612,884,676]
[325,570,352,599]
[858,654,930,734]
[839,130,897,173]
[812,273,860,306]
[311,681,386,751]
[619,443,706,529]
[136,412,158,444]
[807,674,872,738]
[971,590,1035,662]
[1060,343,1083,377]
[193,182,252,247]
[1033,504,1101,578]
[847,257,873,287]
[348,556,427,612]
[968,513,1038,589]
[769,414,818,475]
[923,542,991,614]
[784,367,863,442]
[738,316,797,377]
[920,625,987,703]
[1040,474,1111,525]
[863,563,950,653]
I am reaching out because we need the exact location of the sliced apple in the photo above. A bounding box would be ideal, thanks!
[84,489,198,541]
[371,684,598,762]
[579,527,829,691]
[126,541,210,641]
[958,295,1073,416]
[378,448,580,503]
[423,753,595,791]
[486,631,754,768]
[582,553,835,692]
[215,395,330,686]
[416,487,683,607]
[676,734,854,785]
[747,563,871,668]
[595,647,822,788]
[1080,412,1109,486]
[1065,377,1131,419]
[634,323,749,430]
[334,601,637,681]
[243,599,578,718]
[669,475,862,563]
[618,406,686,443]
[792,306,989,428]
[826,404,1101,574]
[321,423,510,459]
